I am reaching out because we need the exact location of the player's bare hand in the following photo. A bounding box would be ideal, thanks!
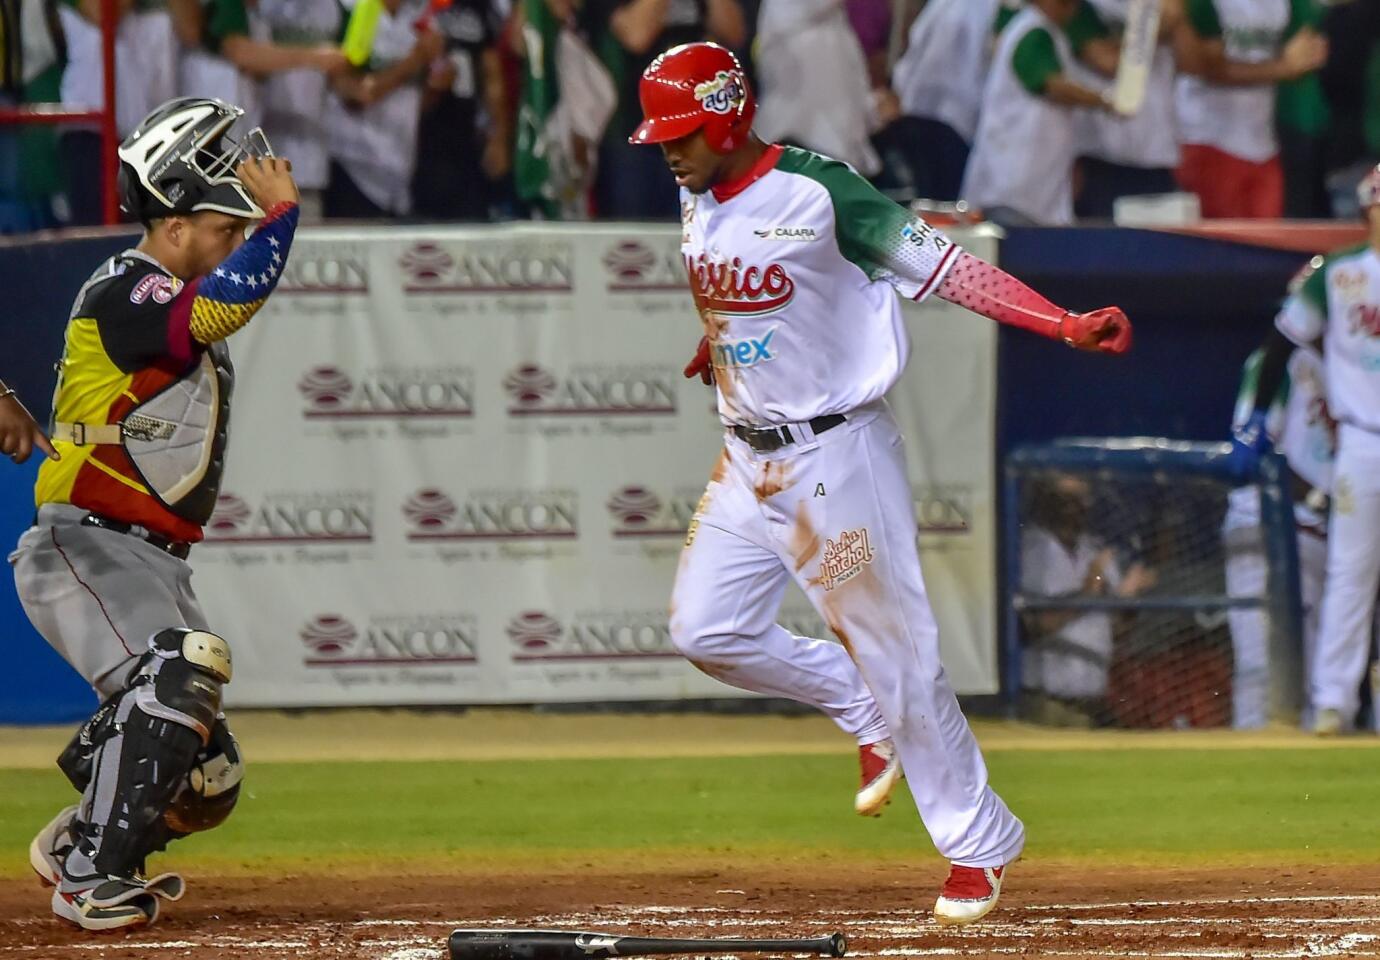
[1116,562,1157,598]
[1061,307,1132,354]
[483,132,512,180]
[684,336,714,386]
[1281,29,1327,80]
[236,156,300,210]
[0,391,59,464]
[410,27,445,68]
[873,87,901,126]
[1083,549,1114,595]
[308,45,351,76]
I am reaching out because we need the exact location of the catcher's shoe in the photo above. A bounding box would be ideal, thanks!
[141,872,186,902]
[29,805,78,886]
[855,739,902,816]
[933,864,1006,926]
[52,876,160,931]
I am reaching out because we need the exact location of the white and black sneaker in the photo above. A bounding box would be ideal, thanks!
[52,876,160,931]
[29,805,78,887]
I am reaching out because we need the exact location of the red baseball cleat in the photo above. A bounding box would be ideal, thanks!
[855,738,902,816]
[933,864,1007,926]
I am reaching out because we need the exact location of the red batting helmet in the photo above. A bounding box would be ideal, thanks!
[629,42,755,154]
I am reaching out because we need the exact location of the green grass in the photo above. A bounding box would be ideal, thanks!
[3,748,1376,876]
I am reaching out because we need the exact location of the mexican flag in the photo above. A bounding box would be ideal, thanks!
[514,0,561,219]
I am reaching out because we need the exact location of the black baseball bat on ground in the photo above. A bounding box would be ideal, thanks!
[447,929,848,960]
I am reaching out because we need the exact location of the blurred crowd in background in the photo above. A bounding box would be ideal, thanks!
[0,0,1377,232]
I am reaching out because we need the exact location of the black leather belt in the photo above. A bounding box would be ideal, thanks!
[731,414,846,453]
[81,513,192,560]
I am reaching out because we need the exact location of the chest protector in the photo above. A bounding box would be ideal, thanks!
[122,341,235,524]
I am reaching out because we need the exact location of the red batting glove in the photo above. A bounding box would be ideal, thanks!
[684,337,713,385]
[1060,307,1132,355]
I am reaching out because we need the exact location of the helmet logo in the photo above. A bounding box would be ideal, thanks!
[694,70,745,115]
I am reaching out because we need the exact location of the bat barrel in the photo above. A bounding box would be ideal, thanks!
[448,930,847,960]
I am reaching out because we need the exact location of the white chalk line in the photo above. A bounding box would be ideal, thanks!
[1029,893,1380,911]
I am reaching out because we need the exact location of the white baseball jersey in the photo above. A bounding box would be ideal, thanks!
[1078,0,1180,169]
[1231,344,1334,495]
[1175,0,1289,163]
[1277,244,1380,437]
[962,6,1079,225]
[1020,528,1123,700]
[59,5,177,136]
[256,0,343,190]
[892,0,1003,143]
[681,144,960,427]
[324,0,426,214]
[670,141,1023,867]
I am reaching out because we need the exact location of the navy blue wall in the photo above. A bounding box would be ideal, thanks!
[2,231,132,723]
[997,227,1310,447]
[0,227,1321,723]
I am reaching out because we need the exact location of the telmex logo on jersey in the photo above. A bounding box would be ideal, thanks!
[297,365,475,419]
[397,240,573,294]
[204,492,373,544]
[684,253,795,316]
[606,485,699,538]
[402,487,579,541]
[505,610,678,661]
[503,363,677,416]
[713,328,777,368]
[299,613,478,667]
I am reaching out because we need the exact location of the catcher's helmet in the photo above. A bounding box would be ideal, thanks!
[629,42,755,154]
[118,97,272,222]
[1358,164,1380,212]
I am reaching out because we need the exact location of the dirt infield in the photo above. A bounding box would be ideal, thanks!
[3,862,1377,960]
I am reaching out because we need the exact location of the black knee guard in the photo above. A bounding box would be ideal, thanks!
[57,692,122,793]
[63,628,234,881]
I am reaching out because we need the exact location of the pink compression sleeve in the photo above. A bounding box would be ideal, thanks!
[934,251,1069,341]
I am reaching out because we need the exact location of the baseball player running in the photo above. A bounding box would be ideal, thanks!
[1234,166,1380,735]
[0,380,59,464]
[1224,277,1334,728]
[8,96,299,930]
[631,43,1132,925]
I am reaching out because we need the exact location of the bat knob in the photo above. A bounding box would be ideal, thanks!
[828,933,847,957]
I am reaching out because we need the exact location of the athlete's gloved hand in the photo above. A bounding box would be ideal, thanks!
[684,337,713,385]
[1060,307,1132,354]
[1228,409,1273,479]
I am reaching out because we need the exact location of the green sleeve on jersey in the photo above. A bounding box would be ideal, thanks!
[1012,27,1062,96]
[1185,0,1223,38]
[1065,1,1111,54]
[204,0,250,51]
[993,4,1018,36]
[1286,0,1322,34]
[775,147,956,291]
[1233,347,1290,430]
